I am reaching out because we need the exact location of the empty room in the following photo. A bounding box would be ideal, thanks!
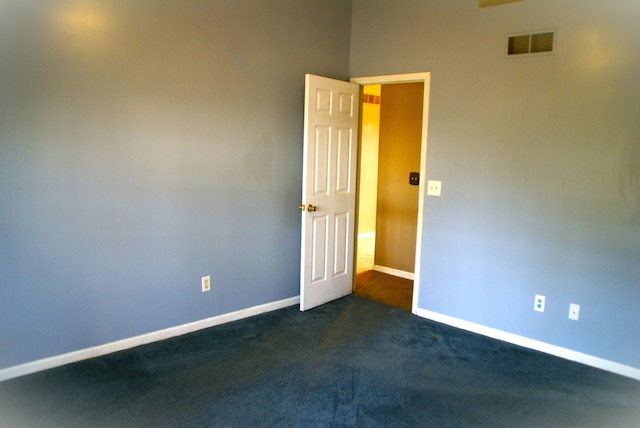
[1,0,639,426]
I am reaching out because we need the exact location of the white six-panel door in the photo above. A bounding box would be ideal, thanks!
[300,74,360,311]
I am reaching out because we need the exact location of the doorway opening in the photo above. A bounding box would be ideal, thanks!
[351,73,430,314]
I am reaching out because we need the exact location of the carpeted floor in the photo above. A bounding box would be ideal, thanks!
[1,295,639,427]
[355,269,413,311]
[355,233,414,311]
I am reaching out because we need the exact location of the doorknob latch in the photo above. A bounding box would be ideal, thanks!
[298,204,318,212]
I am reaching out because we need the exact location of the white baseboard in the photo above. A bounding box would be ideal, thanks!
[373,265,414,280]
[416,308,640,381]
[7,297,636,383]
[0,296,300,383]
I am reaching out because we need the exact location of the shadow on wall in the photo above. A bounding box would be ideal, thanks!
[619,125,640,223]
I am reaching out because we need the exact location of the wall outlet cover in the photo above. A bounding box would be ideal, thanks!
[569,303,580,320]
[534,294,545,312]
[202,276,211,293]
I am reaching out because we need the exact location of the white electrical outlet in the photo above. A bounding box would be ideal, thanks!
[201,275,211,293]
[534,294,545,312]
[569,303,580,320]
[427,180,442,196]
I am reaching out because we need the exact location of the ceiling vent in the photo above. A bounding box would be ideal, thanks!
[507,30,556,57]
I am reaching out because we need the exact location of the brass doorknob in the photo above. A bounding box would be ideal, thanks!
[307,204,317,212]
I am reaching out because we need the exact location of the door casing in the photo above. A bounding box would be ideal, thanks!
[351,73,431,315]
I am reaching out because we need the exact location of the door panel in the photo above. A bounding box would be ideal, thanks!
[300,74,360,311]
[314,126,331,195]
[311,215,328,283]
[333,212,349,275]
[336,128,353,193]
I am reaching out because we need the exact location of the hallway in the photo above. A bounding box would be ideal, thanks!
[355,235,413,311]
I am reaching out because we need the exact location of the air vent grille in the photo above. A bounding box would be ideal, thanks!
[363,94,380,105]
[507,30,556,57]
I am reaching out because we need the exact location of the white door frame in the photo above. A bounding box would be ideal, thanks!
[350,73,431,315]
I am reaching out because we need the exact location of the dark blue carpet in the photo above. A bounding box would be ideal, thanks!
[1,295,639,427]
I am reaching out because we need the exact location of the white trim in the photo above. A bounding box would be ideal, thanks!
[373,265,414,280]
[351,72,430,86]
[0,296,300,383]
[412,73,430,315]
[357,231,376,239]
[416,308,640,381]
[351,72,431,316]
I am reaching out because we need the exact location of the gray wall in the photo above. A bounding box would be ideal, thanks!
[0,0,351,370]
[351,0,640,368]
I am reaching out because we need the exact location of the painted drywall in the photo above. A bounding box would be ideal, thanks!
[0,0,351,370]
[351,0,640,369]
[375,83,423,273]
[357,86,381,235]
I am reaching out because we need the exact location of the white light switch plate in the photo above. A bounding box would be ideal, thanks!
[427,180,442,196]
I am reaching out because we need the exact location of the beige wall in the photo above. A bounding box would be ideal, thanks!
[357,85,381,234]
[374,82,424,273]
